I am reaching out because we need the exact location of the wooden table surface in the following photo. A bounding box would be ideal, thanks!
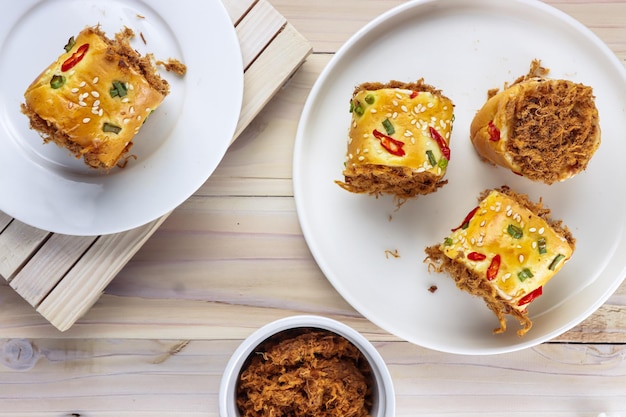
[1,1,626,416]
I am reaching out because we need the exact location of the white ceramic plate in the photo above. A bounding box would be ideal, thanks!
[0,0,243,236]
[294,0,626,354]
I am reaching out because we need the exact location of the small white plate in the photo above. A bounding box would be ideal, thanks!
[0,0,243,236]
[294,0,626,354]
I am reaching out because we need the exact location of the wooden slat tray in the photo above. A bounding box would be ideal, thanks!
[0,0,311,332]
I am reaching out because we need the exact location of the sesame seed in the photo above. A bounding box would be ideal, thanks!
[82,117,90,123]
[411,119,417,125]
[91,108,99,115]
[91,91,100,98]
[363,134,369,138]
[93,76,99,84]
[404,130,413,137]
[480,220,486,227]
[136,116,141,121]
[71,88,79,93]
[392,112,398,119]
[122,97,130,103]
[532,241,537,248]
[519,254,524,263]
[392,100,399,106]
[363,148,369,153]
[129,106,135,114]
[539,227,545,235]
[93,100,100,107]
[401,105,408,112]
[410,138,415,144]
[506,209,513,217]
[78,101,87,107]
[370,108,377,113]
[67,102,74,109]
[358,156,365,161]
[439,120,446,128]
[356,148,361,154]
[348,153,353,160]
[503,273,511,281]
[79,81,86,87]
[427,102,434,108]
[529,227,537,232]
[416,167,426,173]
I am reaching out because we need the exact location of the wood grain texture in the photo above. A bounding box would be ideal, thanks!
[0,1,625,416]
[0,0,311,332]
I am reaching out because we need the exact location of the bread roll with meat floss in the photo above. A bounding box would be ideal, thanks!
[470,60,600,184]
[336,80,455,203]
[425,186,575,337]
[22,26,173,169]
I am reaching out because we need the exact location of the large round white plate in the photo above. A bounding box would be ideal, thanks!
[0,0,243,236]
[294,0,626,354]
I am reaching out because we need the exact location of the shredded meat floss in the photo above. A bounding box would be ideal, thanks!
[236,329,374,417]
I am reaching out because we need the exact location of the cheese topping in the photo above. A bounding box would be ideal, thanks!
[439,190,573,309]
[347,88,454,177]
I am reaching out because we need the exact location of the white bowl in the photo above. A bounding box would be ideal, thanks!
[219,315,395,417]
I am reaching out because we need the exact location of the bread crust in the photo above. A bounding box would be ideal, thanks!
[337,79,454,203]
[425,185,575,337]
[470,61,600,184]
[22,26,169,169]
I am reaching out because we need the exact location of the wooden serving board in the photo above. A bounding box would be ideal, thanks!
[0,0,311,332]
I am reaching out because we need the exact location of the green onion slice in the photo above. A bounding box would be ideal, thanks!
[537,238,547,255]
[518,268,534,282]
[507,224,523,239]
[549,254,566,271]
[64,36,76,53]
[382,118,395,135]
[50,75,66,89]
[110,80,128,98]
[103,122,122,134]
[426,150,437,167]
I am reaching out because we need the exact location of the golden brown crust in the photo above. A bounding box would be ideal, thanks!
[338,79,454,203]
[424,185,575,337]
[470,60,600,184]
[22,25,170,169]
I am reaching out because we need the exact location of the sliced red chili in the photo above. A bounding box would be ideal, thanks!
[488,120,500,142]
[486,254,501,281]
[429,126,451,160]
[61,43,89,72]
[467,252,486,261]
[373,129,405,157]
[410,90,419,99]
[518,286,543,306]
[451,206,479,232]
